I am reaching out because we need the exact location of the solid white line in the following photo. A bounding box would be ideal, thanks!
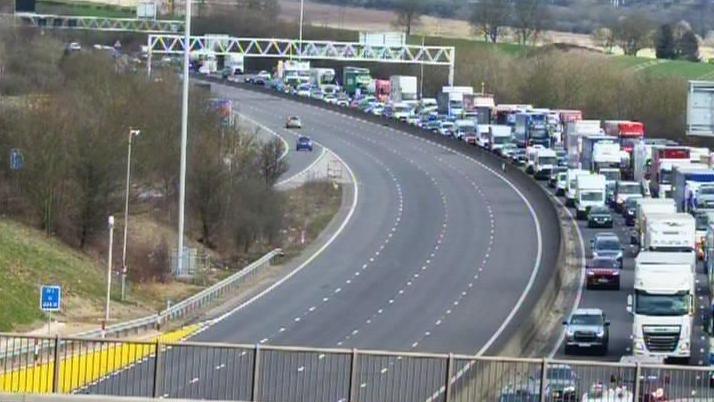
[210,141,359,326]
[276,146,327,187]
[235,112,289,161]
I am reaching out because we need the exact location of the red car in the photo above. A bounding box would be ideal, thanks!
[586,257,620,290]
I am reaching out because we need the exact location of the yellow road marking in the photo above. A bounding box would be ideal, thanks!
[0,324,200,393]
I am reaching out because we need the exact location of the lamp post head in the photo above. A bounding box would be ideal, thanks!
[129,128,141,138]
[108,215,115,228]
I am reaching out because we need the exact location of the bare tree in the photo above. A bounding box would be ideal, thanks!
[592,27,616,53]
[611,14,654,56]
[257,138,288,186]
[469,0,511,43]
[513,0,549,45]
[394,0,425,36]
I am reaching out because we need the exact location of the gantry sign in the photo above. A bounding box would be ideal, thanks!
[14,12,184,33]
[147,34,457,85]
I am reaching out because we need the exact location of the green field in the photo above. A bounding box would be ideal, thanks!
[36,0,134,18]
[0,219,106,331]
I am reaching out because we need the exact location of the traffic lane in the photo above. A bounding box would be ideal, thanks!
[212,84,323,183]
[192,111,406,345]
[287,105,543,354]
[240,97,483,351]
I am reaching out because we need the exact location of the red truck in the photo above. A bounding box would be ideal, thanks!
[374,80,391,103]
[602,120,644,153]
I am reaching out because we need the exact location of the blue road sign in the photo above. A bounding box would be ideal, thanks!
[10,148,24,171]
[40,286,61,312]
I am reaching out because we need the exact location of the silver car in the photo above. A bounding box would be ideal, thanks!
[562,308,610,355]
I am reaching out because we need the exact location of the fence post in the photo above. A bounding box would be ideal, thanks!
[633,362,641,401]
[348,348,358,401]
[152,339,162,398]
[51,335,61,393]
[251,344,261,402]
[538,358,548,402]
[444,353,454,402]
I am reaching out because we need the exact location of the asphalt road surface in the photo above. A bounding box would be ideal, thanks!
[83,82,561,401]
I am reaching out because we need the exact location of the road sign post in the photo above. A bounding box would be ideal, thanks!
[40,285,61,335]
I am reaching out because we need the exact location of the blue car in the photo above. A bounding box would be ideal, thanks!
[296,136,313,152]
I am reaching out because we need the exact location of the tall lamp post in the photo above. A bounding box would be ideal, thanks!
[104,215,115,337]
[177,0,192,278]
[298,0,304,60]
[121,128,141,301]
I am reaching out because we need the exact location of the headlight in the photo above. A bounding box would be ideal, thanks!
[616,252,623,259]
[566,329,574,337]
[564,386,576,392]
[634,339,645,351]
[680,341,690,352]
[597,329,605,337]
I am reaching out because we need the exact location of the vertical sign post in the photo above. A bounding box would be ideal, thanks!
[40,285,61,335]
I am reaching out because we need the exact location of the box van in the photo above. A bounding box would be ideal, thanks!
[575,173,606,219]
[565,169,588,207]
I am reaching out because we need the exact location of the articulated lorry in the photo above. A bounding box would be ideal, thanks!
[580,135,621,173]
[463,93,495,124]
[642,213,696,253]
[343,67,372,97]
[634,198,677,246]
[672,166,714,213]
[649,147,692,199]
[437,86,473,118]
[515,112,550,148]
[389,75,418,103]
[565,120,601,169]
[487,125,513,153]
[629,253,694,361]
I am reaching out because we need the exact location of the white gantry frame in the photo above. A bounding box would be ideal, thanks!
[14,12,184,33]
[147,34,456,85]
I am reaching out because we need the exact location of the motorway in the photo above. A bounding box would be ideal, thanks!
[83,81,562,400]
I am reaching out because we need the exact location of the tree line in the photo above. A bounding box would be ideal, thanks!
[0,28,287,282]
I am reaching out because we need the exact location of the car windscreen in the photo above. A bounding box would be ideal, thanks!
[618,184,641,194]
[696,214,709,231]
[589,258,618,268]
[635,291,689,316]
[589,206,609,215]
[569,314,603,326]
[596,238,620,250]
[538,157,556,165]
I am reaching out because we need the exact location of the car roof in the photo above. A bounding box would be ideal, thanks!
[573,308,603,316]
[594,232,619,240]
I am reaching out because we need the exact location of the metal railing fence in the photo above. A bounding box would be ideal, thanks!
[1,333,714,401]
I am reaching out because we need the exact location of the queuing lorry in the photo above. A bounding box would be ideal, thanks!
[437,86,473,118]
[574,173,607,219]
[566,168,588,207]
[634,198,677,246]
[463,93,495,124]
[533,148,558,180]
[602,120,645,154]
[642,213,696,253]
[495,104,531,126]
[565,120,601,168]
[309,68,336,87]
[514,112,550,148]
[629,255,694,361]
[372,80,391,103]
[672,166,714,213]
[649,146,691,198]
[487,125,512,153]
[389,75,418,103]
[343,66,372,96]
[580,135,621,172]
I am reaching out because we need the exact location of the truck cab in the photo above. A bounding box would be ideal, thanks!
[629,263,693,362]
[566,169,588,207]
[525,145,545,175]
[488,125,512,153]
[575,173,607,219]
[534,148,557,180]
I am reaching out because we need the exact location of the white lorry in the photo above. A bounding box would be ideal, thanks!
[574,173,607,219]
[487,125,512,153]
[565,120,601,169]
[389,75,418,103]
[565,169,588,207]
[629,254,694,361]
[633,198,677,246]
[642,213,696,253]
[533,148,558,180]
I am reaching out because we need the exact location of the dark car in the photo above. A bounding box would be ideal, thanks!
[591,233,623,268]
[512,149,527,166]
[498,380,540,402]
[623,197,639,226]
[587,205,613,228]
[586,257,621,290]
[296,136,313,152]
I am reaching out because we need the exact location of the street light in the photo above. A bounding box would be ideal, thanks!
[177,0,193,277]
[104,215,115,337]
[298,0,304,60]
[121,128,141,301]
